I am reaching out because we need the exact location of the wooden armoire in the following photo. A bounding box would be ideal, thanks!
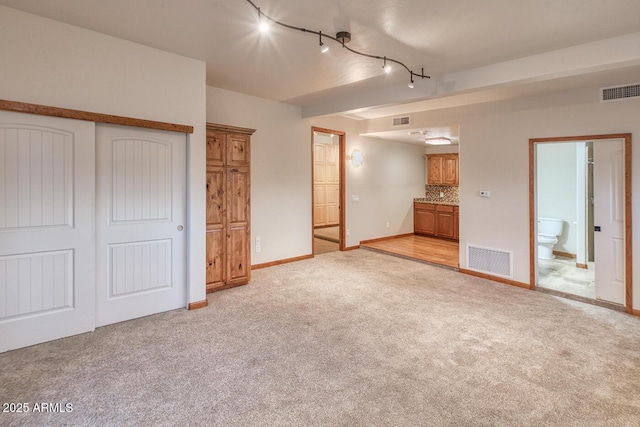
[206,123,254,292]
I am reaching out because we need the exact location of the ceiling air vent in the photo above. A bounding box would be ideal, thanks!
[392,116,410,126]
[601,83,640,103]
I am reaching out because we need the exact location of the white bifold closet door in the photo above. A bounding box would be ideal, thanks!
[0,111,96,352]
[95,124,186,327]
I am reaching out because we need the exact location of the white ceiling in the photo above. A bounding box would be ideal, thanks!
[2,0,640,128]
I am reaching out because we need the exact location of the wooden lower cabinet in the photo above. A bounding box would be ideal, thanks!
[414,202,459,241]
[435,205,455,239]
[414,202,436,235]
[206,123,254,293]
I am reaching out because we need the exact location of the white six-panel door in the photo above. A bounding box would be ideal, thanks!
[0,111,96,352]
[594,139,625,304]
[95,124,186,327]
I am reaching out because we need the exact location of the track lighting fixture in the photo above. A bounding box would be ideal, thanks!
[246,0,429,88]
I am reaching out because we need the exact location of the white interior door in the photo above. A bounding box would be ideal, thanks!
[593,139,625,304]
[0,111,95,352]
[96,124,186,327]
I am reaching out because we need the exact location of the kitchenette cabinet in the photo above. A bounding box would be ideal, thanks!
[426,154,459,185]
[414,201,459,241]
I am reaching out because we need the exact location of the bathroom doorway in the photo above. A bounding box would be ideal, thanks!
[311,127,345,254]
[535,141,595,299]
[529,134,632,312]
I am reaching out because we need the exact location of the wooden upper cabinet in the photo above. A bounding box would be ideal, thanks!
[427,154,459,185]
[427,156,443,185]
[442,156,459,185]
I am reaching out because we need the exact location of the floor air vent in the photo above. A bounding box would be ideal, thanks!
[466,244,513,279]
[601,83,640,102]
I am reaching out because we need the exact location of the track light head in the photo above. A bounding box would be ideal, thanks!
[257,8,269,32]
[319,32,329,53]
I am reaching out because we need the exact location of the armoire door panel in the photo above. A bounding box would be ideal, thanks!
[206,166,225,228]
[227,167,250,224]
[206,228,225,289]
[206,131,225,166]
[226,134,250,167]
[227,225,249,285]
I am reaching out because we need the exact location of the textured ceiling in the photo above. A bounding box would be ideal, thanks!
[2,0,640,118]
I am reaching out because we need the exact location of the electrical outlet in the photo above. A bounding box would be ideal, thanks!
[346,229,351,236]
[479,190,491,198]
[385,222,390,229]
[255,236,261,253]
[351,195,360,202]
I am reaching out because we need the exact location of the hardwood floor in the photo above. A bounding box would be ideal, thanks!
[361,235,459,269]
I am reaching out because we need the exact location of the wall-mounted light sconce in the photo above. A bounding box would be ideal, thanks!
[350,149,364,167]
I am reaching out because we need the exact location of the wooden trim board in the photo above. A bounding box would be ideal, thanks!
[0,99,193,133]
[252,254,313,270]
[360,233,415,245]
[460,268,530,289]
[553,250,576,259]
[188,300,208,310]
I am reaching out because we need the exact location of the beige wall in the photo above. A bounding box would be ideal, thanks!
[206,88,426,258]
[366,87,640,309]
[0,6,208,304]
[309,116,426,247]
[206,87,312,264]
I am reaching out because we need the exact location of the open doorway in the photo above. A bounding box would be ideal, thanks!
[312,127,345,255]
[529,134,632,313]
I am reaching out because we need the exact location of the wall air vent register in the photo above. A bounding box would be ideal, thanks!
[601,83,640,102]
[392,116,410,126]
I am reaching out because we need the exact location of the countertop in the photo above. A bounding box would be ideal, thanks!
[413,198,459,206]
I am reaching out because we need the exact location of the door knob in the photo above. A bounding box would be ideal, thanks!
[177,225,184,231]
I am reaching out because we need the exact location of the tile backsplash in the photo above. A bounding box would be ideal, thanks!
[424,185,459,204]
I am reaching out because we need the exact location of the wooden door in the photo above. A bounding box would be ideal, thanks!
[0,111,95,352]
[95,124,186,327]
[206,166,225,291]
[226,166,250,286]
[313,143,326,227]
[325,144,339,225]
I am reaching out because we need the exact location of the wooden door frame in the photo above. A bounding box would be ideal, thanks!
[529,133,633,313]
[311,127,346,253]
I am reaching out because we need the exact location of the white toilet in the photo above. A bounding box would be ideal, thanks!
[537,217,564,259]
